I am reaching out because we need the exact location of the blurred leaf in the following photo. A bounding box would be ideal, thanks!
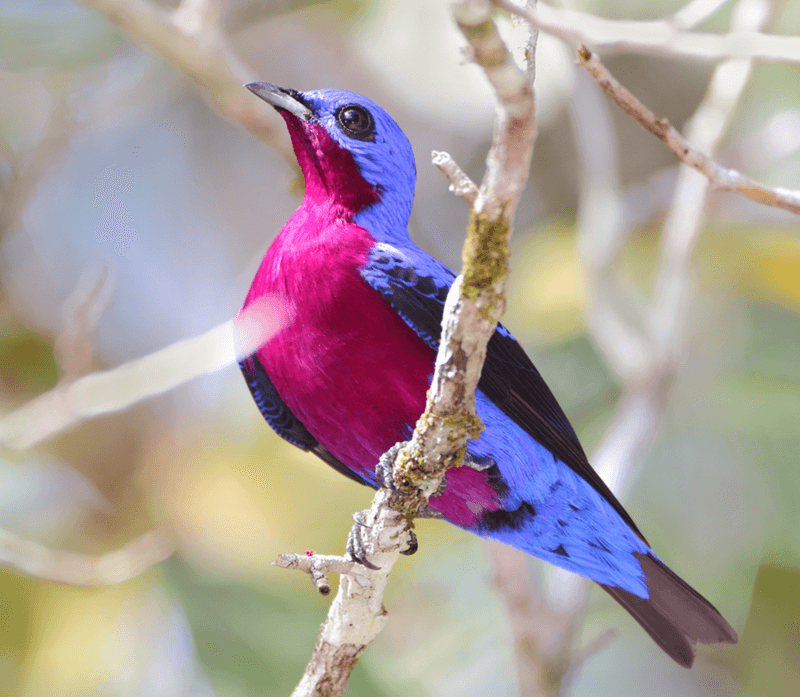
[164,560,396,697]
[698,228,800,314]
[0,321,57,397]
[0,572,30,696]
[505,222,587,345]
[727,561,800,696]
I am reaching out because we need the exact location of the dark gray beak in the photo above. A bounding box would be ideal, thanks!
[245,82,313,121]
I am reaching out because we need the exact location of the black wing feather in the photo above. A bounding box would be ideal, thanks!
[240,355,373,487]
[600,553,737,667]
[361,244,647,543]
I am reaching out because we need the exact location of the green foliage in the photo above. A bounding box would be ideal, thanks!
[0,322,57,396]
[726,562,800,696]
[164,561,396,697]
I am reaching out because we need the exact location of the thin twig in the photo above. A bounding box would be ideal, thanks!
[490,542,578,697]
[274,554,361,596]
[496,0,800,64]
[576,44,800,217]
[54,268,113,383]
[432,151,479,205]
[0,297,284,451]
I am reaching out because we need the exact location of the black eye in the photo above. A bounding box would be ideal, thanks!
[335,104,375,140]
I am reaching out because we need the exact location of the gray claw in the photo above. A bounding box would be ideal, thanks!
[400,529,418,556]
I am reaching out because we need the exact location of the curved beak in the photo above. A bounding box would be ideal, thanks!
[245,82,313,121]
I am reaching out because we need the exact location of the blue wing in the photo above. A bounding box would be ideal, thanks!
[360,241,647,544]
[240,355,374,487]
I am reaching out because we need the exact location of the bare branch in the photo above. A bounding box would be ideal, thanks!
[75,0,296,167]
[288,490,408,697]
[0,526,174,585]
[0,297,284,451]
[577,44,800,216]
[496,0,800,64]
[490,542,580,697]
[458,0,537,220]
[274,553,361,596]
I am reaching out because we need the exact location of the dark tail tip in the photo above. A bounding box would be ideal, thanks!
[600,552,738,668]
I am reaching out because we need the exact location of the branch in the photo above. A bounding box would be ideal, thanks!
[496,0,800,64]
[283,489,409,697]
[0,526,174,585]
[577,45,800,217]
[74,0,296,167]
[0,297,284,451]
[283,2,537,694]
[273,553,361,596]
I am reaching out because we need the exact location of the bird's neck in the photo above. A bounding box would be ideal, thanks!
[290,184,413,249]
[286,118,415,247]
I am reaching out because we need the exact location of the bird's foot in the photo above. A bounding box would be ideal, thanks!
[347,442,449,568]
[346,509,419,569]
[376,442,448,498]
[346,510,380,570]
[375,442,405,490]
[464,451,496,471]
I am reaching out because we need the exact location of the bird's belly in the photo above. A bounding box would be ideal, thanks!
[259,275,435,477]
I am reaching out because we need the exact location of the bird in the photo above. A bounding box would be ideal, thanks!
[237,81,738,668]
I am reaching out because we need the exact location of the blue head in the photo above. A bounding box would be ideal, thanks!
[247,83,417,246]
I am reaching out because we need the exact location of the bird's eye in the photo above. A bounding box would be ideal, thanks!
[335,104,375,140]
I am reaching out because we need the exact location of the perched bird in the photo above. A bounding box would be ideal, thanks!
[238,82,737,667]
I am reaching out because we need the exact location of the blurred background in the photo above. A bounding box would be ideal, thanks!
[1,0,800,695]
